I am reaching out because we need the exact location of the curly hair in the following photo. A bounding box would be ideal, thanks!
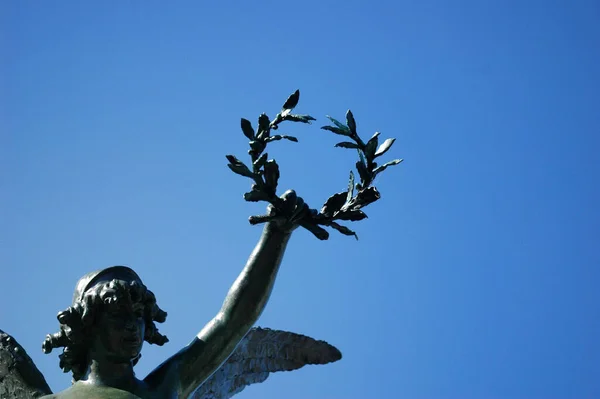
[42,278,168,382]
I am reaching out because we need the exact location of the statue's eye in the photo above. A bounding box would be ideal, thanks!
[135,308,144,318]
[107,304,128,318]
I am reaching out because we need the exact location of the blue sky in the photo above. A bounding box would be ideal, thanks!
[2,1,599,398]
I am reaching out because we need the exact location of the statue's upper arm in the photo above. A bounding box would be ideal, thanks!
[145,314,247,398]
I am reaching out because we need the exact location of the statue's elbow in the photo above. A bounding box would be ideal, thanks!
[217,307,261,340]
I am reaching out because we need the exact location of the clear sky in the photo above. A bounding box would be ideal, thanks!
[2,1,599,398]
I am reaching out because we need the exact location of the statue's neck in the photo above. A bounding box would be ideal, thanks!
[84,358,137,390]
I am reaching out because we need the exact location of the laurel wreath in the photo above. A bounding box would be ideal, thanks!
[225,90,402,240]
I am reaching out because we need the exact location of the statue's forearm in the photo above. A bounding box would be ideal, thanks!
[217,222,292,330]
[152,222,294,397]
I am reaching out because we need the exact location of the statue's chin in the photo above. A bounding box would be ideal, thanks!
[121,336,143,355]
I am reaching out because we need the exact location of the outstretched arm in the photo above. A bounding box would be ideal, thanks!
[146,192,307,398]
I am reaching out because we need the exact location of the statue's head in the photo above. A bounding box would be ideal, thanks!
[43,266,169,381]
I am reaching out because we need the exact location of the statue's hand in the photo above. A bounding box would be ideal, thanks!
[264,190,311,234]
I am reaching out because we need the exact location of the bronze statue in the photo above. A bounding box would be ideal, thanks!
[0,90,402,398]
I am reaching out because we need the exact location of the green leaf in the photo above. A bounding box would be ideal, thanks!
[282,89,300,111]
[326,115,349,131]
[263,160,280,192]
[322,126,351,136]
[346,171,355,204]
[346,110,357,136]
[257,113,271,140]
[335,209,367,221]
[353,186,381,209]
[226,154,240,164]
[334,141,360,149]
[320,192,348,216]
[374,138,395,158]
[240,118,255,140]
[226,155,256,177]
[329,221,358,240]
[300,221,330,240]
[253,153,268,170]
[249,140,266,155]
[227,163,255,178]
[264,135,298,143]
[358,149,366,165]
[356,159,371,186]
[373,159,403,176]
[285,114,316,123]
[365,132,380,160]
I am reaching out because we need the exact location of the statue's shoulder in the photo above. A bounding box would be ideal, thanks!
[40,382,145,399]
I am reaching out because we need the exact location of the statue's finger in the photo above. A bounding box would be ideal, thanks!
[294,197,305,211]
[280,190,297,214]
[281,189,297,203]
[291,202,310,223]
[249,214,284,225]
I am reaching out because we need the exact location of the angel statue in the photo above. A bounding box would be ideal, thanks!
[0,90,402,399]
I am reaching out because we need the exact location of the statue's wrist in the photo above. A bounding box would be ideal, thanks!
[264,221,295,237]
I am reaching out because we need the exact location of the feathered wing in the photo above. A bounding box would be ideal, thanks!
[0,329,52,398]
[192,327,342,399]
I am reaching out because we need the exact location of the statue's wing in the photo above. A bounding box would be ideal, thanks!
[0,329,52,398]
[192,327,341,399]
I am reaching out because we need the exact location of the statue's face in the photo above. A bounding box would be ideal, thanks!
[91,288,146,362]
